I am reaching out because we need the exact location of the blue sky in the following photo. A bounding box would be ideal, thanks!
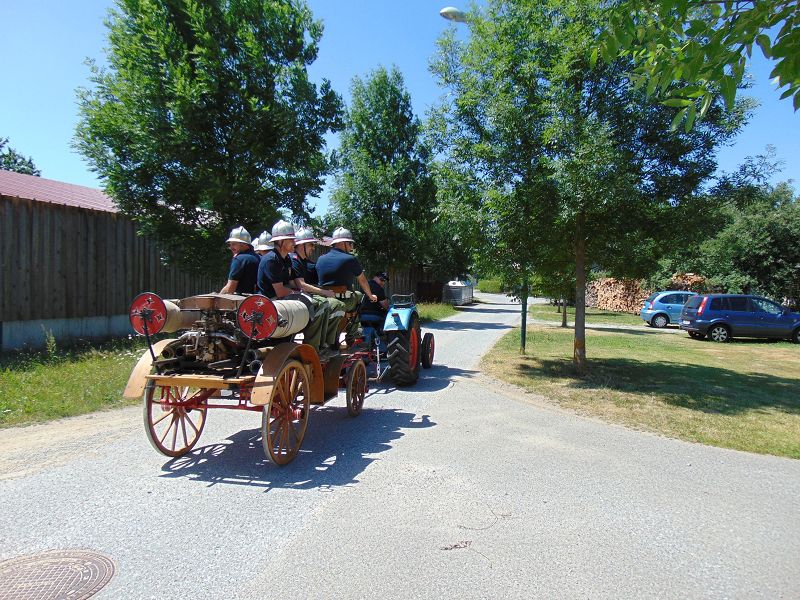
[1,1,797,216]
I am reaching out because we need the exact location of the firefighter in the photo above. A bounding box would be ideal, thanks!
[292,228,346,357]
[256,220,330,355]
[220,225,259,294]
[254,231,273,256]
[316,227,378,346]
[361,271,390,331]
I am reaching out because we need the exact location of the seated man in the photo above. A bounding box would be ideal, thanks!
[256,220,333,355]
[360,271,390,332]
[220,225,259,294]
[316,227,377,346]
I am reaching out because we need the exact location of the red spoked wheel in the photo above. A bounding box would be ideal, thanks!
[421,332,435,369]
[143,382,211,457]
[262,360,310,465]
[346,359,367,417]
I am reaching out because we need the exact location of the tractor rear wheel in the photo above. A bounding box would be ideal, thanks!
[387,314,421,386]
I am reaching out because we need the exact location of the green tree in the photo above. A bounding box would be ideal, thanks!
[599,0,800,129]
[329,66,442,276]
[75,0,342,276]
[0,138,40,176]
[431,0,745,369]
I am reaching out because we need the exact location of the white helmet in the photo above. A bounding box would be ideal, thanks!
[255,231,273,251]
[294,227,317,245]
[226,225,252,245]
[271,220,295,242]
[330,226,354,244]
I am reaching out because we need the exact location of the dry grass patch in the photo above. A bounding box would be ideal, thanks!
[529,304,644,326]
[482,325,800,458]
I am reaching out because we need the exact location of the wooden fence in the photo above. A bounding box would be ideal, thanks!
[1,195,217,322]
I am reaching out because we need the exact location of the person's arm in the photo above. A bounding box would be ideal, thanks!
[271,282,295,298]
[220,280,239,294]
[296,279,335,297]
[379,298,389,310]
[357,272,378,303]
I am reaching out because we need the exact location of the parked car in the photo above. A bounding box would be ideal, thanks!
[640,290,697,328]
[680,294,800,343]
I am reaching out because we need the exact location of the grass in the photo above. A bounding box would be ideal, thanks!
[0,337,150,427]
[530,304,644,327]
[482,325,800,458]
[417,302,458,323]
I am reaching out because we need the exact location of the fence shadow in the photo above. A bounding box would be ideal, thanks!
[159,407,435,490]
[423,320,513,332]
[516,357,800,416]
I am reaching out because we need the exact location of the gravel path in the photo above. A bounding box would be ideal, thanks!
[1,293,798,599]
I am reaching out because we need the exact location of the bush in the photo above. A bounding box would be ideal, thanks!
[477,278,504,293]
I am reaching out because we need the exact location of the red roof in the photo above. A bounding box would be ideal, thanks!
[0,169,117,213]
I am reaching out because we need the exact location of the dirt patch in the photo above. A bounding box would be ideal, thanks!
[0,406,140,480]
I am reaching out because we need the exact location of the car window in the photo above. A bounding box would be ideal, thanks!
[728,297,749,311]
[751,298,782,315]
[685,296,703,309]
[710,298,722,310]
[645,293,659,302]
[659,294,675,304]
[678,294,692,304]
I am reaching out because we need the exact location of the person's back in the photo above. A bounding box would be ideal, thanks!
[316,247,362,288]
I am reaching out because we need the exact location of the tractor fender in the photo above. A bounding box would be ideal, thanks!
[251,342,324,406]
[383,307,418,332]
[123,339,177,399]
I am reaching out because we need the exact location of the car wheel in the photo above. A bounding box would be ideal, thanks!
[792,327,800,344]
[652,314,669,328]
[708,324,730,343]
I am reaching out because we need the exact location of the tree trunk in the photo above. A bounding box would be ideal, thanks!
[561,297,568,328]
[573,215,587,374]
[520,276,529,354]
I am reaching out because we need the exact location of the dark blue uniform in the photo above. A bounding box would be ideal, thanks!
[361,279,387,317]
[257,250,295,298]
[227,249,260,294]
[290,254,318,285]
[316,248,363,287]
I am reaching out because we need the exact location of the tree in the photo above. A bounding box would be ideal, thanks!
[0,138,40,176]
[75,0,342,276]
[329,66,442,276]
[431,0,746,369]
[599,0,800,129]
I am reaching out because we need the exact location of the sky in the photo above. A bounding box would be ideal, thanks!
[1,0,798,216]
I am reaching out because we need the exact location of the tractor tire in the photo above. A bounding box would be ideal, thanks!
[387,313,421,387]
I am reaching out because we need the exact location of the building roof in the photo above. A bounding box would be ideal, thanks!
[0,169,117,213]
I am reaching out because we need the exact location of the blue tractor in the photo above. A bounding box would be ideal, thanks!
[359,294,435,386]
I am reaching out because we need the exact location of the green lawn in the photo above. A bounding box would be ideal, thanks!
[530,304,644,327]
[0,338,149,427]
[482,325,800,458]
[417,302,458,323]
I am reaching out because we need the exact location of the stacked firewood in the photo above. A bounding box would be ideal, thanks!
[670,272,706,291]
[585,283,599,307]
[587,278,649,314]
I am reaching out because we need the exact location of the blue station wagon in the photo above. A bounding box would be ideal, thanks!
[641,291,697,328]
[680,294,800,343]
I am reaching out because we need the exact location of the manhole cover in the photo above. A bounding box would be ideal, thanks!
[0,550,115,600]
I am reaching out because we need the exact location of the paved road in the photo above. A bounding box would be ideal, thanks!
[2,293,798,599]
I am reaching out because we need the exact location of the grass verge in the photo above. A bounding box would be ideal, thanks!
[417,302,458,323]
[530,304,643,327]
[482,325,800,458]
[0,337,149,427]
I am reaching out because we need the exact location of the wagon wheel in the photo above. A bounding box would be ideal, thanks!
[262,360,310,465]
[345,360,367,417]
[143,382,210,457]
[421,332,435,369]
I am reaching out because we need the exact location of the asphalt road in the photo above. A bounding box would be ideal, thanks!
[1,293,798,599]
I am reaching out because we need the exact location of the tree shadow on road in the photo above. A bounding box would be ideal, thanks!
[159,407,435,491]
[422,320,513,331]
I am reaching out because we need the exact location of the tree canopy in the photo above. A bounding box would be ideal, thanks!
[431,0,747,368]
[329,66,444,276]
[76,0,342,275]
[0,138,40,176]
[599,0,800,130]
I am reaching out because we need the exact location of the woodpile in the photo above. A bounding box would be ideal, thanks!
[587,278,649,314]
[669,272,706,292]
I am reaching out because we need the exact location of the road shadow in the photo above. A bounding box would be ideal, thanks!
[365,364,480,395]
[516,357,800,415]
[422,320,513,331]
[454,306,521,315]
[159,407,435,490]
